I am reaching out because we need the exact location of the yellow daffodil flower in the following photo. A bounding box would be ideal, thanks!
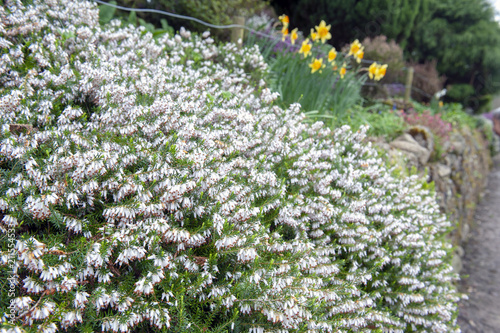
[354,50,364,63]
[310,28,319,42]
[368,63,388,81]
[279,14,289,27]
[348,39,362,56]
[328,48,337,63]
[281,26,289,41]
[368,62,378,80]
[315,20,332,44]
[439,101,444,108]
[339,64,347,79]
[299,39,312,58]
[375,64,387,81]
[348,40,364,63]
[290,28,298,45]
[309,58,325,73]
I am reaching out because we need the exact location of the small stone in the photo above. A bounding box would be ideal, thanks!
[437,164,452,178]
[452,254,463,273]
[390,133,431,164]
[461,223,470,242]
[450,132,466,154]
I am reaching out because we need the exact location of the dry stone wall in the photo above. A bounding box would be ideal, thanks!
[373,125,493,272]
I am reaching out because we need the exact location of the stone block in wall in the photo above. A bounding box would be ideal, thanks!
[374,125,492,273]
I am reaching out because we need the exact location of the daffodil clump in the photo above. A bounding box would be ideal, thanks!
[369,62,388,81]
[0,1,460,332]
[279,16,387,81]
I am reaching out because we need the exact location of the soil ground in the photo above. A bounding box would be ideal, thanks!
[457,156,500,332]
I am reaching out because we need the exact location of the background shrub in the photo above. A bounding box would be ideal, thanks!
[409,60,446,103]
[357,36,406,100]
[445,83,476,108]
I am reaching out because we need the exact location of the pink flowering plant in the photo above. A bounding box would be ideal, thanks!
[0,1,461,332]
[403,110,453,158]
[403,110,453,143]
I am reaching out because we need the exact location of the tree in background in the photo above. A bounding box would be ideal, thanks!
[408,0,500,111]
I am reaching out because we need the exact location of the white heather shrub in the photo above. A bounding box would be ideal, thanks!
[0,1,460,332]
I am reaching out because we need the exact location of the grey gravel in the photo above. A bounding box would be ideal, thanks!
[458,156,500,333]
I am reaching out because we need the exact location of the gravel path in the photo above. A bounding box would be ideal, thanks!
[458,156,500,332]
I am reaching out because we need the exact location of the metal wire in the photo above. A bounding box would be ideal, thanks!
[93,0,436,86]
[92,0,378,64]
[92,0,273,39]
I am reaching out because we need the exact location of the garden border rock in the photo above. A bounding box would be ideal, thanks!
[372,125,492,273]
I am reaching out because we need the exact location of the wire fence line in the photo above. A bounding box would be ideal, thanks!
[92,0,291,44]
[93,0,252,30]
[92,0,379,65]
[92,0,436,100]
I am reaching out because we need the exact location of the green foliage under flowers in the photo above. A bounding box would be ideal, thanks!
[0,1,463,332]
[336,104,407,141]
[269,52,365,116]
[409,99,477,129]
[318,101,489,159]
[438,103,480,130]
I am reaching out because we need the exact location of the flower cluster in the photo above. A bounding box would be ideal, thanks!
[347,39,364,63]
[368,62,388,81]
[403,110,453,142]
[278,16,387,80]
[0,1,459,332]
